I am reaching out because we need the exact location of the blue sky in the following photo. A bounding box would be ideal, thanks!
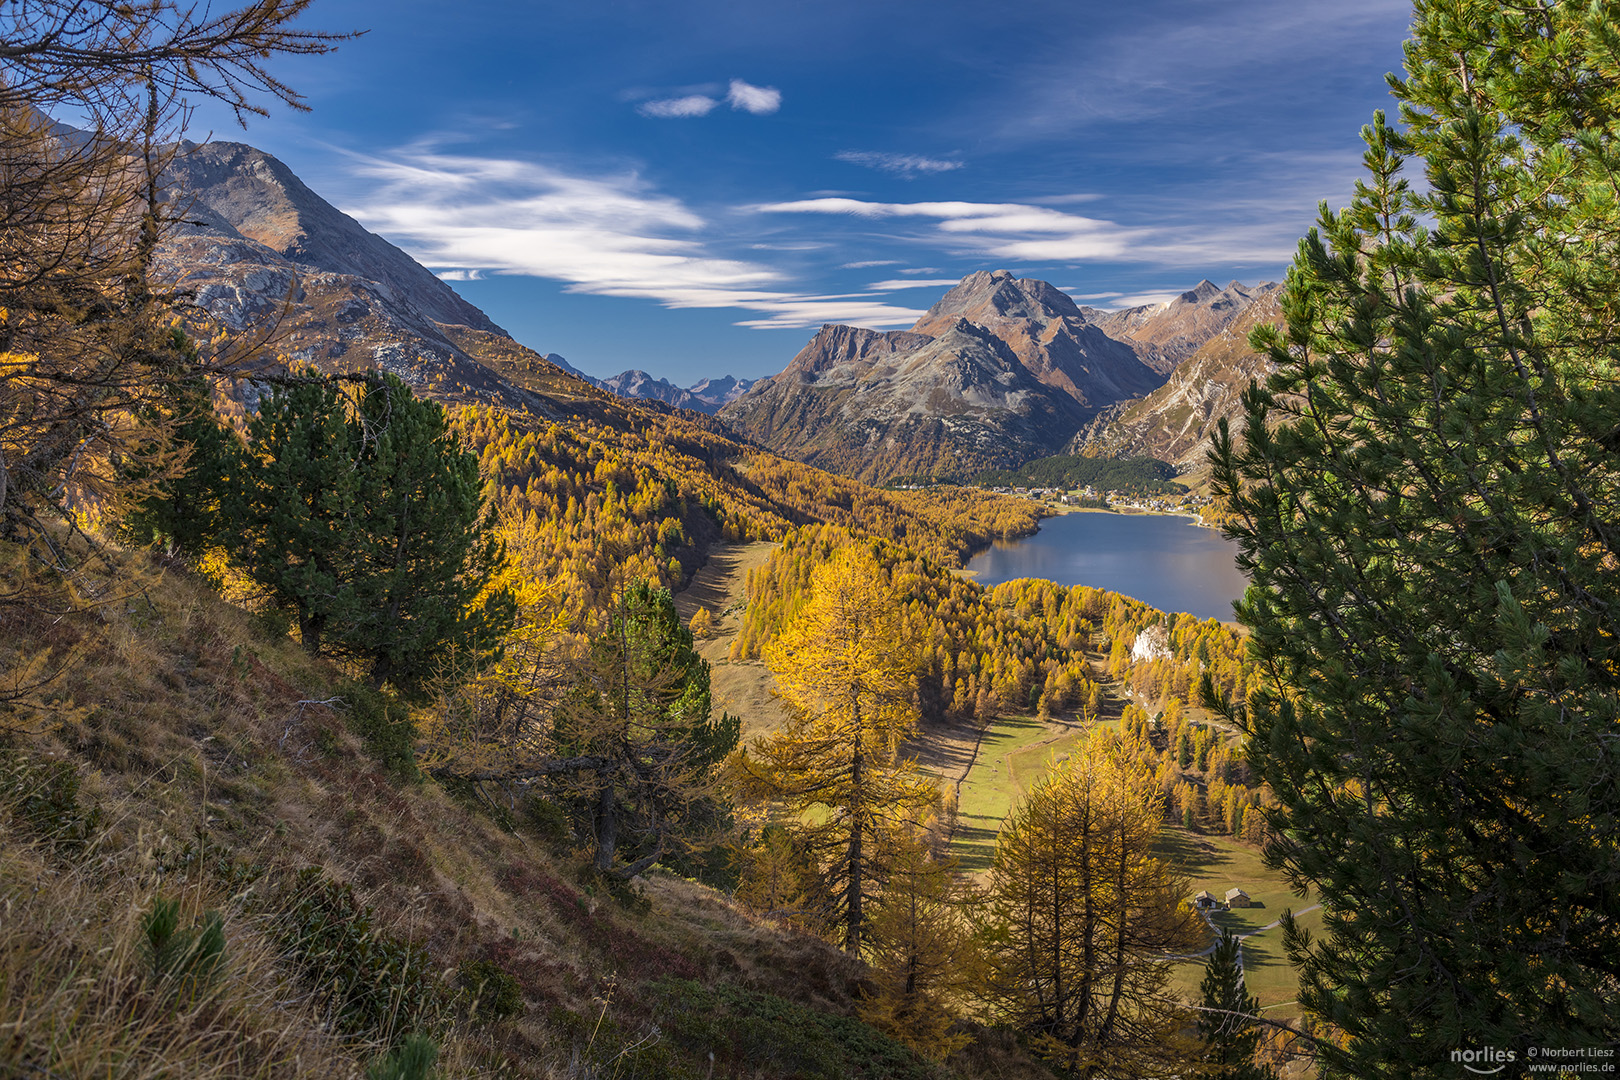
[186,0,1414,385]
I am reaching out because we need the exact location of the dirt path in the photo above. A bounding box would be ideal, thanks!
[673,541,787,737]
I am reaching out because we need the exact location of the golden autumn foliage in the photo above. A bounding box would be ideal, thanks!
[858,837,980,1060]
[738,547,940,953]
[448,405,1040,623]
[980,736,1203,1079]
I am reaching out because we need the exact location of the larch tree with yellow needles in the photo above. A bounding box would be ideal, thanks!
[740,545,939,953]
[979,737,1202,1079]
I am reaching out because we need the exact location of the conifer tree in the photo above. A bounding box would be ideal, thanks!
[1211,1,1620,1073]
[740,546,938,952]
[978,737,1201,1078]
[120,353,242,559]
[553,581,739,879]
[226,373,514,697]
[1197,929,1275,1080]
[858,836,978,1060]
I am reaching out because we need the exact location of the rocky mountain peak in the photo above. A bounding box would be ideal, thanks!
[917,269,1086,330]
[1182,279,1222,304]
[163,140,503,336]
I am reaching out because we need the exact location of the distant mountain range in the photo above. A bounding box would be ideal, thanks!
[720,271,1277,483]
[154,137,1280,486]
[545,357,757,415]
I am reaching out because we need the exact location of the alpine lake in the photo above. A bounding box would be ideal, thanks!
[964,509,1250,623]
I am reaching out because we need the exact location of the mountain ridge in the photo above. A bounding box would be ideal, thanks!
[719,270,1278,483]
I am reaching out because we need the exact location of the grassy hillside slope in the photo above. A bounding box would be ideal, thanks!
[0,540,1052,1080]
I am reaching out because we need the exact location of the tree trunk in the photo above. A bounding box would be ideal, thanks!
[593,771,618,875]
[846,734,864,953]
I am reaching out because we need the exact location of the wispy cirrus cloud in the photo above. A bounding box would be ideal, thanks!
[835,150,964,177]
[338,145,923,330]
[637,94,719,118]
[759,197,1147,262]
[866,278,962,291]
[759,193,1304,266]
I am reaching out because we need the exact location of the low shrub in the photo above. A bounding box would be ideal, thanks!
[650,978,943,1080]
[141,896,227,996]
[339,681,418,778]
[0,751,104,855]
[459,958,524,1023]
[270,867,448,1043]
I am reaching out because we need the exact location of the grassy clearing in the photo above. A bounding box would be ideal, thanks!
[675,541,790,739]
[1156,826,1320,1016]
[947,713,1105,872]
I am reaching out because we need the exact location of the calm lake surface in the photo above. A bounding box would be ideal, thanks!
[965,511,1249,622]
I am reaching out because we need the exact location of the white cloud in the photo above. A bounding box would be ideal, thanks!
[638,94,719,118]
[758,197,1147,262]
[339,146,922,331]
[758,192,1308,267]
[840,259,900,269]
[727,79,782,114]
[835,150,964,177]
[866,278,962,291]
[734,298,926,331]
[1095,291,1185,307]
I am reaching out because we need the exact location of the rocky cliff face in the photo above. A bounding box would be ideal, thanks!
[155,140,516,399]
[722,318,1090,483]
[1074,289,1283,475]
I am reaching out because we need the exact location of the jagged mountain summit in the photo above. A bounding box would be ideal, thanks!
[1075,287,1283,475]
[720,270,1276,484]
[529,355,756,415]
[914,271,1165,402]
[594,370,757,414]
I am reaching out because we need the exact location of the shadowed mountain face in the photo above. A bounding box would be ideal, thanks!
[719,270,1278,484]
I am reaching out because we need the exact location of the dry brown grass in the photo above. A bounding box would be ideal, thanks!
[0,802,375,1078]
[0,537,994,1079]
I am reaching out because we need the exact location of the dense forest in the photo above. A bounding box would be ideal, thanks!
[966,454,1187,495]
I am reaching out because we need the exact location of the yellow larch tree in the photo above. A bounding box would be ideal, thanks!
[740,545,938,953]
[980,735,1203,1079]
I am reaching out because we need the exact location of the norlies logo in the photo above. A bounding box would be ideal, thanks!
[1453,1048,1518,1075]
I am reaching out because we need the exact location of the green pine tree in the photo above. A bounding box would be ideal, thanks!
[553,581,739,879]
[1197,929,1276,1080]
[226,373,514,697]
[121,367,242,560]
[1210,2,1620,1074]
